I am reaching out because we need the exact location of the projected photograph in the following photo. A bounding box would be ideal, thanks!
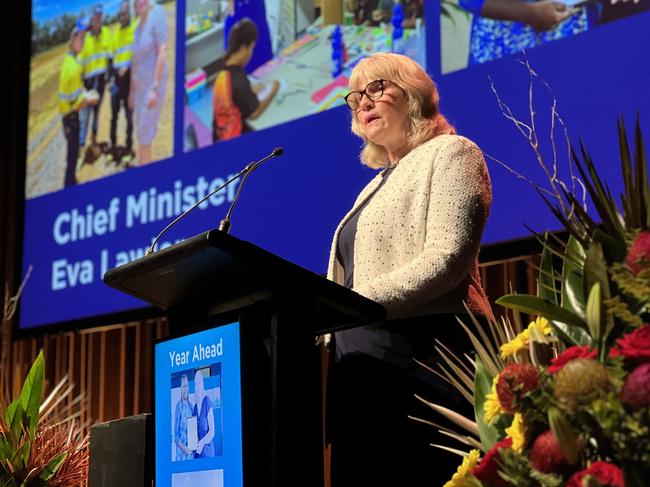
[27,0,176,199]
[182,0,426,151]
[170,365,224,462]
[441,0,650,75]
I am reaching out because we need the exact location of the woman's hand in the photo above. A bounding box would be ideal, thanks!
[523,1,574,31]
[196,438,204,455]
[147,86,158,109]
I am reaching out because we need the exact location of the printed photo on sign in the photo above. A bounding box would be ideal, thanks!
[170,363,223,462]
[182,0,425,152]
[28,0,176,199]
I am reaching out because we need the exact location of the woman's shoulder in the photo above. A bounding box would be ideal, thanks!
[422,134,481,153]
[405,134,482,168]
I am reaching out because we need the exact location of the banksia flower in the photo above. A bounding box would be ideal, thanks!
[621,362,650,409]
[530,430,566,474]
[496,363,539,414]
[553,358,611,410]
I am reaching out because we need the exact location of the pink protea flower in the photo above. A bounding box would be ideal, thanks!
[622,362,650,409]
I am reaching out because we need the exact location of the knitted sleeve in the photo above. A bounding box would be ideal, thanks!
[354,136,491,316]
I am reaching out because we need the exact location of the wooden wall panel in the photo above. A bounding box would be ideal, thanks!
[4,255,540,433]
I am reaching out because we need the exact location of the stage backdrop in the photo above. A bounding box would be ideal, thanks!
[20,0,650,330]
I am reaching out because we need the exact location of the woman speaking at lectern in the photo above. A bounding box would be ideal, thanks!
[327,53,492,486]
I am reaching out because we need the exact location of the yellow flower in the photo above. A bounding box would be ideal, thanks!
[532,316,552,335]
[505,413,528,453]
[500,316,553,359]
[443,449,481,487]
[483,374,503,424]
[500,331,530,358]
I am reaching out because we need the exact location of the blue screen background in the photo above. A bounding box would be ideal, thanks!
[20,3,650,328]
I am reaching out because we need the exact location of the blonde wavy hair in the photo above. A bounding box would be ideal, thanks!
[349,53,455,168]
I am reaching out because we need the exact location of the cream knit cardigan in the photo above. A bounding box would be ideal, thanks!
[326,134,492,319]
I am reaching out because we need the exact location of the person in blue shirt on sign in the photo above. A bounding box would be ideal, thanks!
[459,0,594,66]
[192,371,215,458]
[173,374,194,461]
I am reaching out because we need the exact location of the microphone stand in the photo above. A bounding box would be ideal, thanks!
[146,147,283,255]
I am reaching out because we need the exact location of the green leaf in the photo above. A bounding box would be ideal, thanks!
[538,239,558,305]
[9,441,31,474]
[584,242,611,301]
[473,359,500,450]
[496,295,589,331]
[585,282,602,343]
[7,402,25,446]
[4,401,19,433]
[38,452,67,482]
[592,228,627,264]
[548,407,579,465]
[561,236,586,318]
[572,140,626,241]
[555,236,592,346]
[17,351,44,440]
[633,115,649,230]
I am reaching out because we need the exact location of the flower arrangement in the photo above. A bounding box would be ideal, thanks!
[417,67,650,486]
[0,351,89,486]
[1,268,87,486]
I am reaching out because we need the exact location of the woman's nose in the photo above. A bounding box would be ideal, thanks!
[358,94,374,110]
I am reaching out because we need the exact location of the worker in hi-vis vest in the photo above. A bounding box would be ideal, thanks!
[59,19,98,187]
[79,3,112,146]
[110,1,138,158]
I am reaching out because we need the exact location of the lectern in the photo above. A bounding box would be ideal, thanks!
[103,229,385,487]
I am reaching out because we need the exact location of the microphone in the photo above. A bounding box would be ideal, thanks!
[218,147,283,234]
[146,147,284,255]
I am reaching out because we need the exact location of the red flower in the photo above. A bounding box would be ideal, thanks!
[622,362,650,409]
[625,231,650,275]
[567,461,625,487]
[530,430,566,474]
[615,325,650,365]
[609,346,623,359]
[496,364,539,414]
[471,437,512,487]
[547,346,597,374]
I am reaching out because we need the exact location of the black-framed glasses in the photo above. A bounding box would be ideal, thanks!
[344,79,388,110]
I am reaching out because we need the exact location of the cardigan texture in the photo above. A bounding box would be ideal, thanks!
[327,134,492,319]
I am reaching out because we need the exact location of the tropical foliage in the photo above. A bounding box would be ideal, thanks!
[418,108,650,486]
[0,352,88,486]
